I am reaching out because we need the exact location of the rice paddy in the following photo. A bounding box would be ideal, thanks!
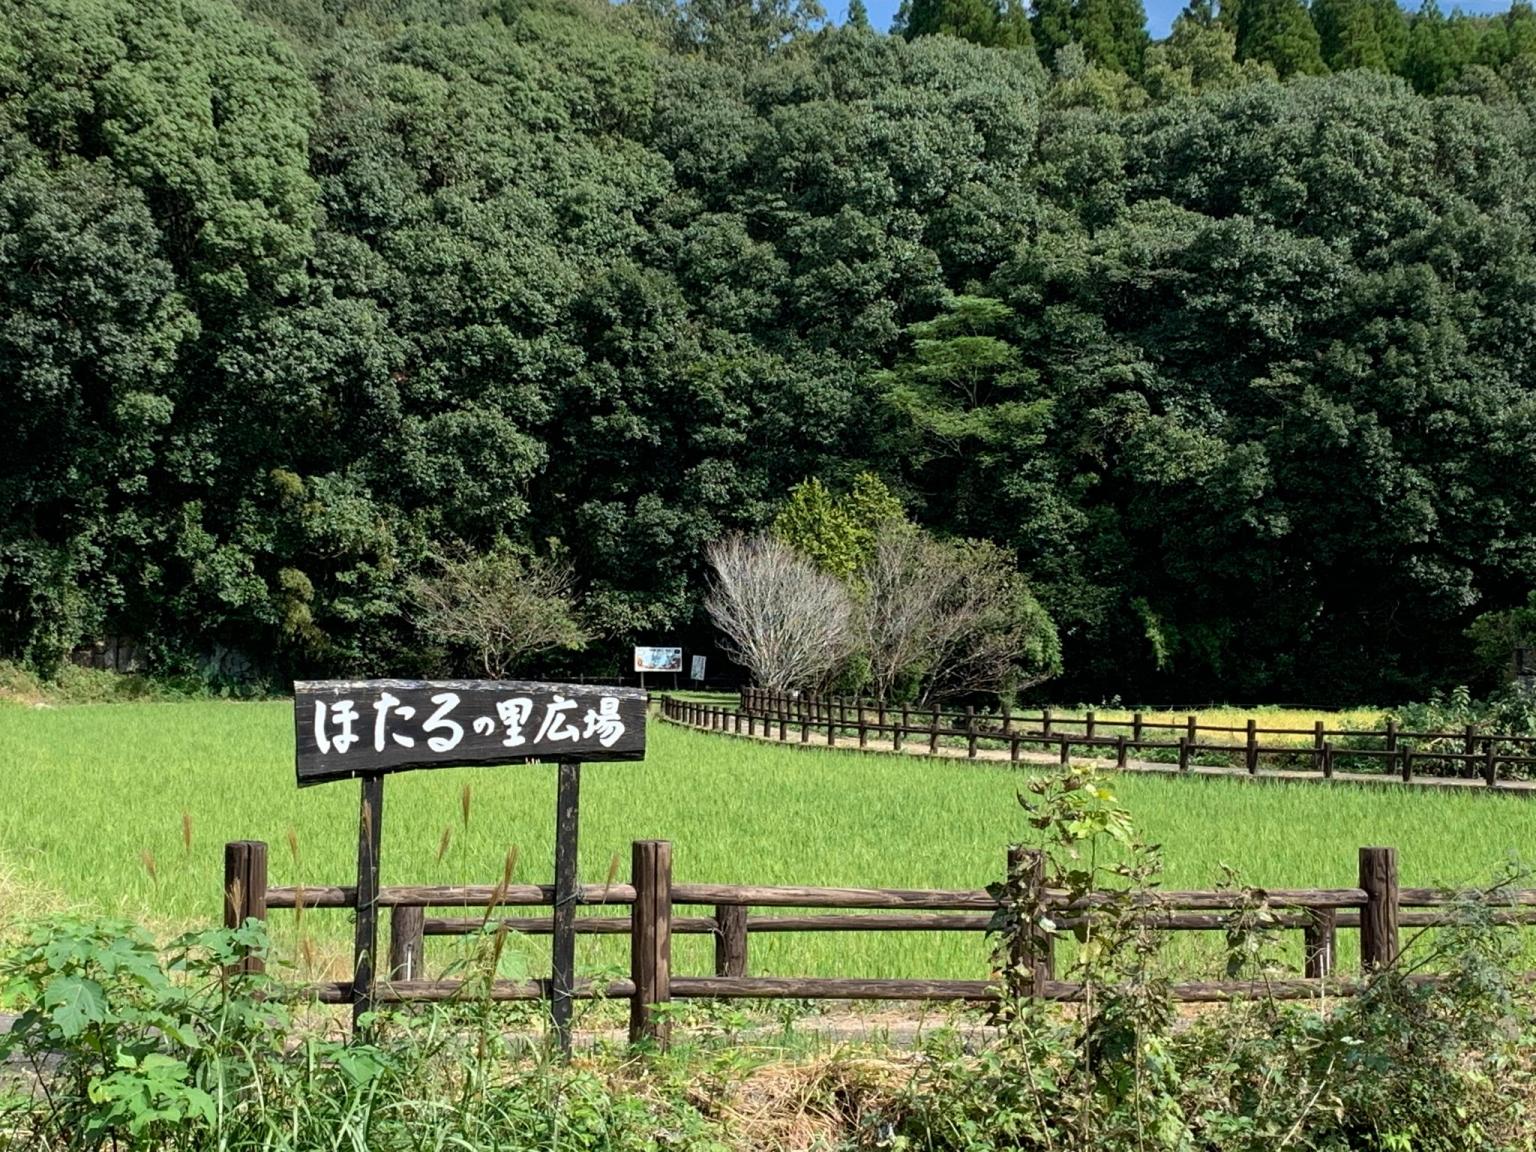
[0,698,1529,986]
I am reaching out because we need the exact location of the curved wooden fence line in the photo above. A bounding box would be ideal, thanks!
[225,839,1536,1047]
[658,691,1536,792]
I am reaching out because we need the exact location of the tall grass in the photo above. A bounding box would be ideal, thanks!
[0,701,1529,982]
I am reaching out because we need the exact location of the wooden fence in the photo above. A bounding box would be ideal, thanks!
[223,840,1536,1045]
[683,689,1536,788]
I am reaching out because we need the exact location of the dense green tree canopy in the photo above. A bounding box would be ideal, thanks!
[5,0,1536,703]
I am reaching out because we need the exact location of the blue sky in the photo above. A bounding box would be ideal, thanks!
[841,0,1516,38]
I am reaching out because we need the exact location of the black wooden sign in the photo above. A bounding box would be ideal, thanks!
[294,679,647,786]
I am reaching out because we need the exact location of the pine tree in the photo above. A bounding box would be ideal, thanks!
[1501,0,1536,62]
[902,0,1035,45]
[1315,0,1385,69]
[1236,0,1326,75]
[1404,0,1451,91]
[845,0,872,29]
[1105,0,1152,73]
[998,0,1035,48]
[1033,0,1078,65]
[1372,0,1409,70]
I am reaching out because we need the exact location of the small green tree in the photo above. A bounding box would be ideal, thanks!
[772,474,904,579]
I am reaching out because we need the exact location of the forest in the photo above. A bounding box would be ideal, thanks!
[5,0,1536,702]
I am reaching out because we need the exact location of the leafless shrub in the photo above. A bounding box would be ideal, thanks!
[409,547,589,678]
[705,533,856,690]
[858,530,1060,704]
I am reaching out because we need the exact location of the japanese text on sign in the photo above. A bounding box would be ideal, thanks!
[294,680,647,785]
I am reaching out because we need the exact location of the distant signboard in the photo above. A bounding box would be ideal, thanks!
[690,655,707,682]
[294,679,647,786]
[633,646,683,674]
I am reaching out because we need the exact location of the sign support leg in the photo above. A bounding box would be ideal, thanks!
[352,773,385,1036]
[551,758,582,1055]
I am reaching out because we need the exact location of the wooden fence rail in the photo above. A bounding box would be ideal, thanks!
[672,690,1536,789]
[225,840,1536,1046]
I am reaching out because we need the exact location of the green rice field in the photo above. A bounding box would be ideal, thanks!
[0,699,1530,986]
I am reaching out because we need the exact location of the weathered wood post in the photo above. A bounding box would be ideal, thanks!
[1116,734,1128,769]
[352,775,385,1032]
[1132,711,1143,744]
[1322,740,1334,779]
[388,906,426,981]
[714,904,748,978]
[550,758,582,1052]
[1042,707,1053,736]
[1085,710,1096,742]
[630,839,673,1047]
[1484,741,1498,787]
[1177,736,1190,772]
[1303,908,1336,979]
[1359,846,1399,972]
[896,704,908,752]
[1313,721,1325,775]
[1059,734,1070,765]
[929,706,940,755]
[222,840,268,976]
[1007,846,1054,998]
[1186,714,1197,750]
[1400,744,1413,783]
[1246,718,1258,775]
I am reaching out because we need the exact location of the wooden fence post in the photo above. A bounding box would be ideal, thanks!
[1484,742,1497,787]
[1400,745,1413,783]
[1303,908,1336,979]
[1002,701,1013,736]
[1322,740,1334,779]
[1007,846,1053,997]
[1116,734,1128,769]
[223,840,268,976]
[1313,721,1325,775]
[1187,714,1197,750]
[1246,718,1258,775]
[388,906,426,981]
[714,905,748,978]
[1059,735,1070,765]
[966,707,978,758]
[896,705,908,752]
[1177,736,1190,772]
[858,710,868,748]
[1010,735,1021,763]
[1384,719,1397,759]
[1042,707,1053,736]
[1085,710,1096,741]
[1359,846,1399,973]
[1132,711,1143,743]
[630,840,673,1047]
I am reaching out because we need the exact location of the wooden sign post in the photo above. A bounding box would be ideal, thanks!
[293,679,647,1052]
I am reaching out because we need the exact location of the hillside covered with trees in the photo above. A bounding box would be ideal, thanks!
[6,0,1536,702]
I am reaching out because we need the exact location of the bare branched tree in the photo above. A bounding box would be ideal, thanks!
[858,531,1060,704]
[410,547,589,678]
[705,533,855,690]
